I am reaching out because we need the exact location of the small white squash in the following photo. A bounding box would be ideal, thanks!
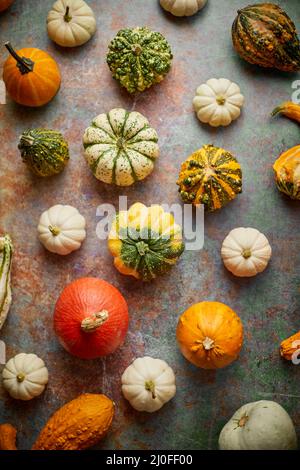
[219,400,298,450]
[193,78,244,127]
[83,108,159,186]
[160,0,207,17]
[2,353,49,401]
[47,0,96,47]
[37,204,86,256]
[221,227,272,277]
[121,357,176,412]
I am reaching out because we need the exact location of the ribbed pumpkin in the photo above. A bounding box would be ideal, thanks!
[272,101,300,124]
[273,146,300,200]
[107,27,173,93]
[108,203,185,281]
[280,331,300,361]
[83,108,159,186]
[177,144,242,211]
[0,0,14,13]
[54,278,129,359]
[32,394,114,450]
[176,302,243,369]
[3,43,61,107]
[18,129,69,177]
[232,4,300,72]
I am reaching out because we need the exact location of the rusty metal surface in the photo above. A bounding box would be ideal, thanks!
[0,0,300,450]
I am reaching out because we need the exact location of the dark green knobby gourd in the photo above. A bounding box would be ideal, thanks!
[106,27,173,93]
[18,129,69,177]
[232,3,300,72]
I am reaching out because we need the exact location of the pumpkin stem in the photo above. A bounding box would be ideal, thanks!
[145,380,156,399]
[16,373,25,383]
[64,6,72,22]
[48,225,60,237]
[81,310,109,333]
[238,414,249,427]
[242,249,251,259]
[202,337,215,350]
[132,44,143,56]
[4,42,34,75]
[216,95,226,105]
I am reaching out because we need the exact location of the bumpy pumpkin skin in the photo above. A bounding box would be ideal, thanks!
[18,129,69,177]
[83,108,159,186]
[273,145,300,200]
[108,203,185,281]
[177,144,242,211]
[232,4,300,72]
[32,394,115,450]
[107,27,173,93]
[176,301,243,369]
[280,331,300,361]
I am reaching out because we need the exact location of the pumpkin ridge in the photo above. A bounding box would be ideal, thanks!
[126,124,150,142]
[90,122,115,140]
[90,148,114,175]
[122,148,138,182]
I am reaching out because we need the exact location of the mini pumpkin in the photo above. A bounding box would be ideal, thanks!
[3,43,61,107]
[47,0,97,47]
[108,202,185,281]
[177,144,242,211]
[176,301,243,369]
[38,205,86,255]
[193,78,244,127]
[0,235,13,331]
[219,400,298,450]
[2,353,49,401]
[18,129,69,177]
[160,0,207,17]
[232,4,300,72]
[107,27,173,93]
[121,357,176,412]
[221,227,272,277]
[54,277,129,359]
[280,331,300,362]
[32,394,114,450]
[273,145,300,200]
[83,108,159,186]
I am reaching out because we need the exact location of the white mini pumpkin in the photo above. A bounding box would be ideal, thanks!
[83,108,159,186]
[38,204,86,256]
[193,78,244,127]
[219,400,298,450]
[47,0,97,47]
[160,0,207,17]
[121,357,176,412]
[2,353,49,401]
[221,227,272,277]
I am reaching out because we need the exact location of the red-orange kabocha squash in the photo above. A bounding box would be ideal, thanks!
[176,301,243,369]
[54,278,129,359]
[0,0,14,13]
[3,42,61,107]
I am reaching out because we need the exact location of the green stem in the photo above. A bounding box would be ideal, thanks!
[64,6,72,22]
[145,380,156,399]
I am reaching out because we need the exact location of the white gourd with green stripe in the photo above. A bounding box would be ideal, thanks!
[0,235,13,331]
[83,108,159,186]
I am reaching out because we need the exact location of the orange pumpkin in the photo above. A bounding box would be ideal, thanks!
[280,331,300,361]
[3,42,61,107]
[176,301,243,369]
[0,0,14,13]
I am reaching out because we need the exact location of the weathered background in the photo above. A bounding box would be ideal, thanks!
[0,0,300,450]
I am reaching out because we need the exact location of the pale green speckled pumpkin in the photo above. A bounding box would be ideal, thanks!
[83,108,159,186]
[106,27,173,93]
